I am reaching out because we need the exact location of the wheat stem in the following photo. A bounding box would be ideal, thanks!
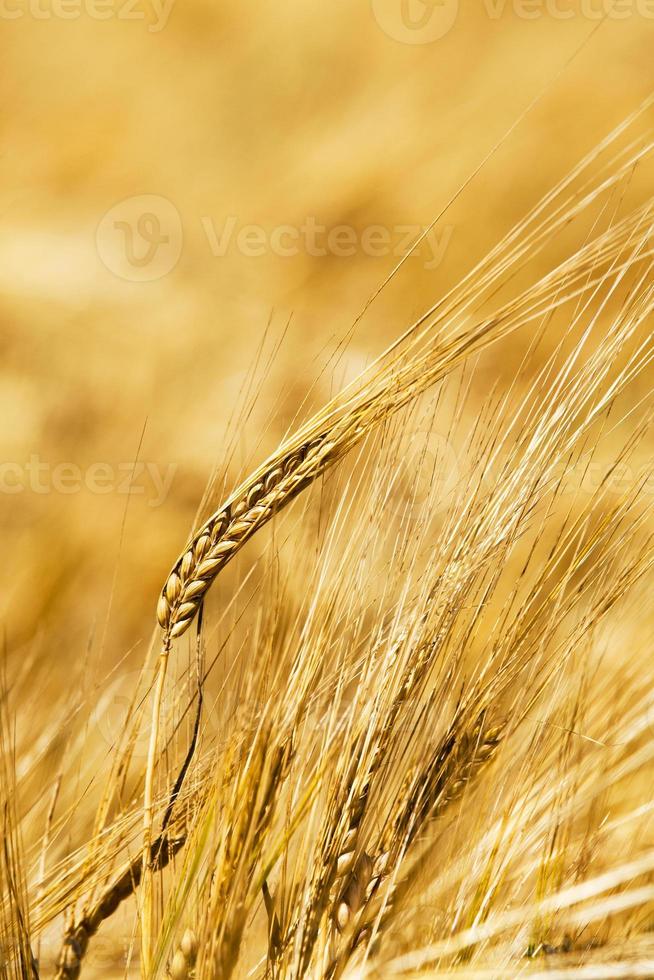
[140,636,171,977]
[54,831,186,980]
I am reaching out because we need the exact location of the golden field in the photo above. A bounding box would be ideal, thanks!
[2,4,654,978]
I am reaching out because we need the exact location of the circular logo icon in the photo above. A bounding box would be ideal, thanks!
[371,0,459,43]
[390,429,460,521]
[96,195,183,282]
[93,668,215,758]
[93,669,157,758]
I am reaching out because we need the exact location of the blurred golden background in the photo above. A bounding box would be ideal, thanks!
[1,1,653,684]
